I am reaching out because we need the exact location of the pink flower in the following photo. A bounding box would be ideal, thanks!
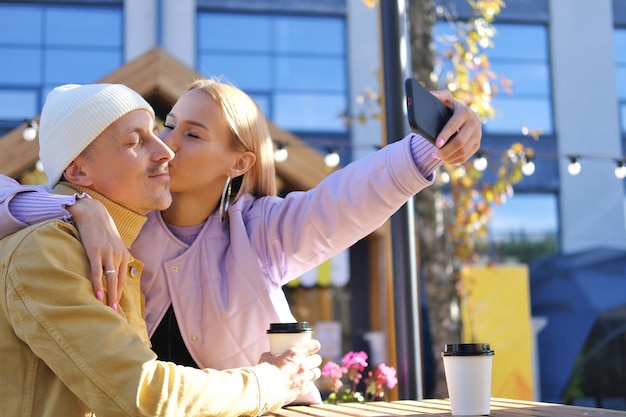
[364,363,398,400]
[322,361,346,393]
[322,351,398,403]
[341,351,368,371]
[341,351,368,384]
[376,363,398,389]
[322,361,345,379]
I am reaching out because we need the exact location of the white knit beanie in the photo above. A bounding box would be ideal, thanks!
[39,83,155,186]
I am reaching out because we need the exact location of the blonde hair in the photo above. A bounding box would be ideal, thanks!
[187,78,277,202]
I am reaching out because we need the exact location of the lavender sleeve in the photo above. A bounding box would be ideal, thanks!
[410,133,444,179]
[9,191,87,224]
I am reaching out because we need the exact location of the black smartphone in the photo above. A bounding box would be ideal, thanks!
[404,78,453,144]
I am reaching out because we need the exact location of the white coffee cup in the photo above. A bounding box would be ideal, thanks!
[442,343,495,416]
[267,322,313,355]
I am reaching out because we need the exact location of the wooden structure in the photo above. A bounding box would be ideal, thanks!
[271,398,626,417]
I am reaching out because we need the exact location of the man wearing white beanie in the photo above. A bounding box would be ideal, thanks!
[0,83,321,416]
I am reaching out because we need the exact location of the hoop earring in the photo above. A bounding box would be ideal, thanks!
[219,176,232,224]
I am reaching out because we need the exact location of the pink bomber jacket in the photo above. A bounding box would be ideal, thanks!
[133,134,438,373]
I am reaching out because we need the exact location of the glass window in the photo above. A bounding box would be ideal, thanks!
[274,93,346,131]
[197,12,348,133]
[44,50,122,85]
[489,193,558,240]
[487,98,552,134]
[0,5,43,44]
[0,47,43,84]
[274,17,345,55]
[198,54,272,90]
[0,3,122,123]
[616,28,626,134]
[434,22,552,135]
[0,90,39,120]
[490,62,550,96]
[45,7,122,47]
[488,25,548,61]
[198,14,271,52]
[275,57,345,91]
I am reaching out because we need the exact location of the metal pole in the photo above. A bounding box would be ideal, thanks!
[379,0,424,400]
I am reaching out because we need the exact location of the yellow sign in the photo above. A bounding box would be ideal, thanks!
[460,265,535,399]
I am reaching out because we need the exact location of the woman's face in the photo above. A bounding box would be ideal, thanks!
[160,89,240,195]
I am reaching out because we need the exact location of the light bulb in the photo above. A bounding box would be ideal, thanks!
[22,120,38,141]
[324,150,340,168]
[472,153,488,172]
[521,160,535,176]
[615,161,626,179]
[273,145,288,163]
[567,157,581,176]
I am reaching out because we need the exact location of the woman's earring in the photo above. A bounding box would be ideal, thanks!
[219,176,232,224]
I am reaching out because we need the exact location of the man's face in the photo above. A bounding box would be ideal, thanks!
[71,109,174,215]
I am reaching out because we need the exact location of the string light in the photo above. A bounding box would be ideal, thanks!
[13,120,626,180]
[268,140,626,179]
[0,118,38,141]
[324,148,341,168]
[14,120,624,180]
[567,156,581,176]
[22,119,38,141]
[472,152,488,171]
[273,142,288,163]
[521,156,535,176]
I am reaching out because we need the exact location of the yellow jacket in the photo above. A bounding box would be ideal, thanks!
[0,183,285,417]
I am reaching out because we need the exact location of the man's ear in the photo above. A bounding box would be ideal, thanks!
[63,159,93,186]
[230,151,256,178]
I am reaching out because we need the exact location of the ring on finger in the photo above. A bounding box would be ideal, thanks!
[104,269,116,275]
